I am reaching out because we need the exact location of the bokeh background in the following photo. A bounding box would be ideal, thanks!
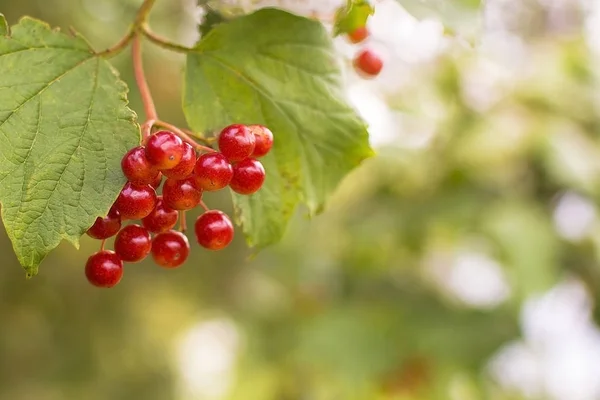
[1,0,600,399]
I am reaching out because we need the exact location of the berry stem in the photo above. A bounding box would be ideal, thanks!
[199,200,210,212]
[132,35,158,125]
[182,128,215,145]
[141,24,194,53]
[154,120,216,153]
[179,211,187,232]
[100,239,106,251]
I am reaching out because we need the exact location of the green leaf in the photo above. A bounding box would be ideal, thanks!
[0,18,138,275]
[0,14,8,36]
[198,5,228,37]
[395,0,481,37]
[333,0,375,36]
[184,9,373,248]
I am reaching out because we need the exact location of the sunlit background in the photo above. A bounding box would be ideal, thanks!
[1,0,600,399]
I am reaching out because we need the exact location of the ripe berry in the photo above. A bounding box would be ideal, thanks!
[248,125,274,158]
[151,231,190,268]
[194,152,233,191]
[353,49,383,77]
[229,158,265,195]
[145,130,185,170]
[347,26,369,44]
[162,177,202,210]
[142,196,179,233]
[85,251,123,288]
[194,210,234,250]
[116,182,157,220]
[121,146,160,185]
[163,142,196,180]
[87,206,121,239]
[218,124,255,162]
[114,224,152,263]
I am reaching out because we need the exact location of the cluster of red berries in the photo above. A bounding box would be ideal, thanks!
[84,124,273,288]
[348,26,383,78]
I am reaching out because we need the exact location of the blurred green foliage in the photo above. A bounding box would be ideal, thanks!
[0,1,598,399]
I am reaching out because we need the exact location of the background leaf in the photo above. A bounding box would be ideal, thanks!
[0,18,138,275]
[333,0,375,36]
[395,0,481,37]
[0,14,7,36]
[183,8,373,248]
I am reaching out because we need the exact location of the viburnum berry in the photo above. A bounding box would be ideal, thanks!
[121,146,160,185]
[195,210,234,250]
[194,152,233,191]
[353,49,383,77]
[145,130,185,170]
[142,196,179,233]
[87,206,121,239]
[114,224,152,263]
[248,125,274,158]
[162,177,202,210]
[116,182,157,220]
[163,142,196,180]
[151,230,190,268]
[347,26,369,44]
[85,251,123,288]
[218,124,255,162]
[229,158,265,195]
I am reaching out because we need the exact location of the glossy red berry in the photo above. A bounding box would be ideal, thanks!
[151,231,190,268]
[194,210,234,250]
[85,251,123,288]
[121,146,160,185]
[142,196,179,233]
[248,125,274,158]
[194,152,233,191]
[347,26,369,44]
[87,206,121,239]
[162,177,202,210]
[218,124,255,162]
[229,158,265,195]
[145,130,185,170]
[116,182,157,220]
[353,49,383,77]
[114,224,152,263]
[162,142,196,179]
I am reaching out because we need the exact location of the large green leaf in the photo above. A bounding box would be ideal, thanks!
[396,0,481,37]
[183,8,373,248]
[0,18,138,275]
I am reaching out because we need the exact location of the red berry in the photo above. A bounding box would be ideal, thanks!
[248,125,274,158]
[121,146,160,185]
[85,251,123,288]
[142,196,179,233]
[114,224,152,263]
[145,130,184,170]
[116,182,157,220]
[163,142,196,179]
[353,49,383,77]
[87,206,121,239]
[347,26,369,44]
[151,231,190,268]
[218,124,255,162]
[194,210,234,250]
[150,171,163,190]
[229,158,265,195]
[162,177,202,210]
[194,152,233,191]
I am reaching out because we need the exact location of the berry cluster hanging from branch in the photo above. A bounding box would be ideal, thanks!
[0,0,373,282]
